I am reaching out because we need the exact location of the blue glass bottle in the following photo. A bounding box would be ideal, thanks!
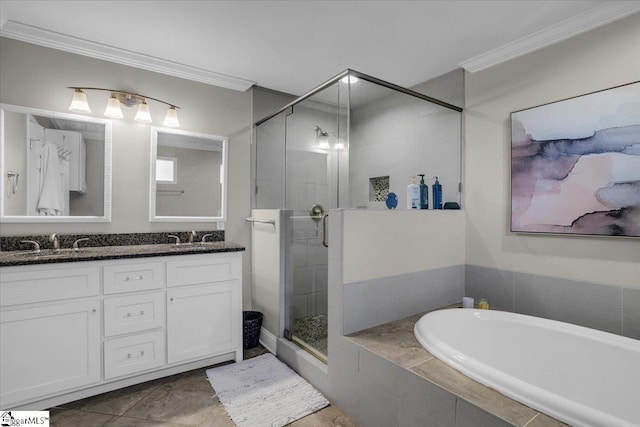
[418,174,429,209]
[433,176,442,210]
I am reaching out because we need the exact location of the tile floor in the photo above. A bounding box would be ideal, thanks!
[50,345,357,427]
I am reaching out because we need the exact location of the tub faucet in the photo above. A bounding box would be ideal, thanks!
[49,233,60,250]
[188,230,196,244]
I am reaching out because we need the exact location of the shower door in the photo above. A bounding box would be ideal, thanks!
[282,80,348,361]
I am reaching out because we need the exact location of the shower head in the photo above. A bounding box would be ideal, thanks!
[314,125,328,138]
[314,126,330,150]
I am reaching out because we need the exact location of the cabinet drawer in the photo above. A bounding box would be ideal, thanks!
[0,267,100,306]
[167,254,240,288]
[103,262,164,294]
[104,292,164,337]
[104,331,165,379]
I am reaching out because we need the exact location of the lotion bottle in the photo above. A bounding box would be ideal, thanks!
[406,175,420,209]
[418,174,429,209]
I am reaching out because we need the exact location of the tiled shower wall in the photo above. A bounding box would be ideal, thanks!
[291,216,329,320]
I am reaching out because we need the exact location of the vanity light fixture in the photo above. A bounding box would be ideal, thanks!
[68,87,180,127]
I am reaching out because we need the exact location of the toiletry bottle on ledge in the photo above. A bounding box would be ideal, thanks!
[418,174,429,209]
[433,176,442,210]
[407,175,420,209]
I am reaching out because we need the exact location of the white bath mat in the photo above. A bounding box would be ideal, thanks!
[206,353,329,427]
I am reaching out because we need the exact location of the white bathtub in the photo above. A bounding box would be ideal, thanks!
[414,309,640,427]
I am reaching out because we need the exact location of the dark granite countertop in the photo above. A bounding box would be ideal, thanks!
[0,242,245,267]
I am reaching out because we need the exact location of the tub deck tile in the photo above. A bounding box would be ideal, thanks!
[348,325,433,369]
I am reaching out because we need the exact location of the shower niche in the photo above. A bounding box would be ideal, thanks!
[253,70,463,361]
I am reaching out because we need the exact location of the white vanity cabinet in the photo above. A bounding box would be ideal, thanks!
[0,266,101,407]
[167,255,242,364]
[0,251,243,410]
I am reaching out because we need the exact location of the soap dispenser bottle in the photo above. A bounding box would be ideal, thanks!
[418,174,429,209]
[406,175,420,209]
[433,176,442,210]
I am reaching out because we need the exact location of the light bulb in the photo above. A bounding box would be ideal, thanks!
[163,106,180,128]
[69,89,91,113]
[104,93,124,118]
[134,100,152,123]
[341,75,359,84]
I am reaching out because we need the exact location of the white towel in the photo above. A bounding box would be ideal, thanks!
[37,141,65,216]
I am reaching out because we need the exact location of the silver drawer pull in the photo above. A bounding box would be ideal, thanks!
[125,351,145,360]
[124,275,146,281]
[124,310,147,319]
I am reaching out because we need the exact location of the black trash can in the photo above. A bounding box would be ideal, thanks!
[243,311,263,349]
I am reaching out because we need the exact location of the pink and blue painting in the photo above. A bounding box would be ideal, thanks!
[511,81,640,237]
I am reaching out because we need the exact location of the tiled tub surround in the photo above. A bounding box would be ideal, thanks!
[347,310,568,427]
[0,230,225,252]
[342,265,464,335]
[464,265,640,340]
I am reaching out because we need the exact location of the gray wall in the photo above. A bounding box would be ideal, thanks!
[155,146,221,217]
[464,13,640,290]
[0,37,252,306]
[69,138,104,216]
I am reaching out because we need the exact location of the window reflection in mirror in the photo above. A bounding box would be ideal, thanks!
[150,127,227,222]
[0,104,112,222]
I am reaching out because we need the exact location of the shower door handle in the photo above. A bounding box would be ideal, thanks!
[322,213,329,248]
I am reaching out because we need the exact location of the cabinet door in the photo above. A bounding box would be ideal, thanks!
[167,281,240,364]
[0,301,100,407]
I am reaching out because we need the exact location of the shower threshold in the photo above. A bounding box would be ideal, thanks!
[290,313,328,363]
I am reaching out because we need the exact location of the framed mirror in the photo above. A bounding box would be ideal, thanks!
[0,104,112,222]
[149,127,227,222]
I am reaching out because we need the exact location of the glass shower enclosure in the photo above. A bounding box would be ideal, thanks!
[254,70,463,362]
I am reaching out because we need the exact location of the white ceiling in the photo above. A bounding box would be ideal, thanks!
[1,1,638,96]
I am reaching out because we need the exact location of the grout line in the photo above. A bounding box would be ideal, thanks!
[620,288,624,336]
[406,355,434,369]
[523,412,540,427]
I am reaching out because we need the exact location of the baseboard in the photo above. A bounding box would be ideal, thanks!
[259,326,277,354]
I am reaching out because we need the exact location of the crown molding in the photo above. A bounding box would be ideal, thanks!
[0,20,255,92]
[460,2,640,73]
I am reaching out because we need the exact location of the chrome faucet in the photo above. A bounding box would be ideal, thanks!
[188,230,196,244]
[72,238,89,250]
[21,240,41,252]
[49,233,60,250]
[201,233,213,243]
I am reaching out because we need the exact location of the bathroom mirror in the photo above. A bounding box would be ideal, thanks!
[149,127,227,222]
[0,104,112,222]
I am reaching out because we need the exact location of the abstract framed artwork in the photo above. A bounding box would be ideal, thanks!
[510,81,640,237]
